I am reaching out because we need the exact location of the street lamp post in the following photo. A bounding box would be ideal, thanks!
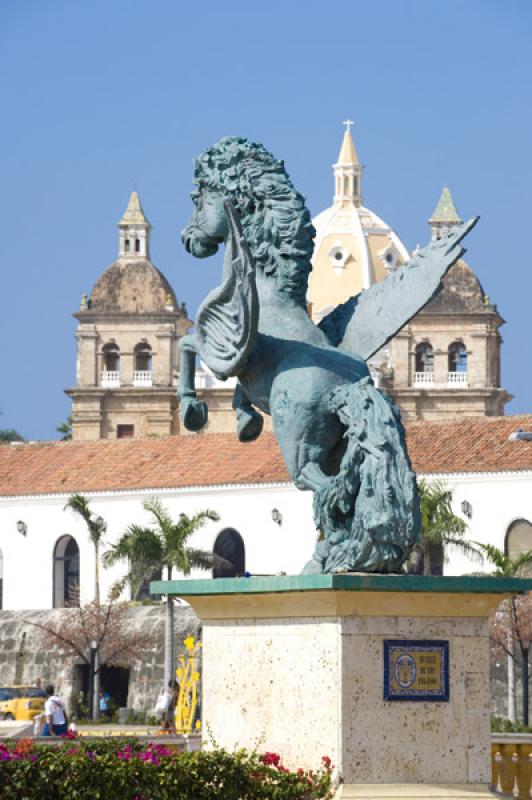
[87,640,98,720]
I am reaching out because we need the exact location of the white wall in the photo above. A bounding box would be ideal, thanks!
[1,470,531,610]
[419,471,532,575]
[0,483,316,610]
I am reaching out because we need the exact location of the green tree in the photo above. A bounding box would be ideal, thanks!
[477,543,532,725]
[57,414,72,441]
[410,480,483,575]
[104,498,220,687]
[0,429,25,443]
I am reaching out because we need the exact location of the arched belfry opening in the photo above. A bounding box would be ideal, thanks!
[53,536,80,608]
[213,528,245,578]
[101,342,120,387]
[448,341,468,386]
[133,342,153,386]
[414,341,434,387]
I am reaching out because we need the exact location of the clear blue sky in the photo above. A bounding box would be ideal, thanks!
[0,0,530,440]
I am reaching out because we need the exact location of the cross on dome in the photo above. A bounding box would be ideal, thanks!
[343,119,354,134]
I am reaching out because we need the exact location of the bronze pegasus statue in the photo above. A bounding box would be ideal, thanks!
[178,137,477,574]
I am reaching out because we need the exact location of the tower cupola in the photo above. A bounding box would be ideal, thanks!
[333,120,363,206]
[118,191,152,259]
[428,186,462,241]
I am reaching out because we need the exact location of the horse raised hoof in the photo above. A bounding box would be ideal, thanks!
[236,409,264,442]
[181,397,208,432]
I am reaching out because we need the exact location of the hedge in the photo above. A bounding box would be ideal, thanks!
[0,737,334,800]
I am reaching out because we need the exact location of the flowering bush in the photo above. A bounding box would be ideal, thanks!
[0,739,333,799]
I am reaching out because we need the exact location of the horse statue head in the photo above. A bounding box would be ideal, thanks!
[181,136,316,306]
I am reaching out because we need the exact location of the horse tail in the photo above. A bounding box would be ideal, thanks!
[309,377,420,574]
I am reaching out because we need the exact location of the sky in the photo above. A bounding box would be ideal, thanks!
[0,0,531,440]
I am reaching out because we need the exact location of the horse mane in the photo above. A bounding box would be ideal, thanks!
[194,137,315,305]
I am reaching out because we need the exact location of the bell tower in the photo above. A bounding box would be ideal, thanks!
[66,192,193,440]
[380,186,511,419]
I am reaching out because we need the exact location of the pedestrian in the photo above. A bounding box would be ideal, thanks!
[42,685,68,737]
[34,677,42,690]
[99,688,110,718]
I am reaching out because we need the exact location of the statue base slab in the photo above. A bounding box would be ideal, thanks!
[334,784,495,798]
[152,574,530,790]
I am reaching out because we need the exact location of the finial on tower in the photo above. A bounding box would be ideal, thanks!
[334,120,362,205]
[428,186,462,241]
[118,191,152,259]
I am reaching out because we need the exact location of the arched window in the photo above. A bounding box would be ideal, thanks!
[415,342,434,373]
[135,238,141,253]
[505,519,532,560]
[448,341,468,373]
[0,548,3,610]
[102,343,120,372]
[125,239,130,253]
[53,536,80,608]
[134,342,152,372]
[213,529,245,579]
[133,342,152,386]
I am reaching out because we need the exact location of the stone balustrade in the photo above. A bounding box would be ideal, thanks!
[101,370,120,387]
[492,735,532,797]
[133,370,153,386]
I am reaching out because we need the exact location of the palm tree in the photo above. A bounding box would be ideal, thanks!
[104,498,220,687]
[475,542,532,725]
[64,493,107,606]
[64,493,107,719]
[410,480,483,575]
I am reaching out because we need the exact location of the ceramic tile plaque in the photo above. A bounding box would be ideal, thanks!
[383,639,449,702]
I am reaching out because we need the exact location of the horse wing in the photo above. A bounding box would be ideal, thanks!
[195,200,259,380]
[318,217,479,361]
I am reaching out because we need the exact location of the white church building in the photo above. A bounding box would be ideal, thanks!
[1,416,532,611]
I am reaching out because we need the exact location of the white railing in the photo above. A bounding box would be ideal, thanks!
[414,371,434,386]
[447,371,468,387]
[101,371,120,387]
[133,371,153,387]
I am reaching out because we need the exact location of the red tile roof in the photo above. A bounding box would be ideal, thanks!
[0,415,531,498]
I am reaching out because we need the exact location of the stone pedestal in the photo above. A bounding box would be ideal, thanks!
[153,574,532,798]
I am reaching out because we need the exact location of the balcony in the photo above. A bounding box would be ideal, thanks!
[413,371,434,387]
[101,371,120,387]
[447,371,468,387]
[133,370,153,387]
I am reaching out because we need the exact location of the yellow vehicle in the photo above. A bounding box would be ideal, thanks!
[0,686,46,721]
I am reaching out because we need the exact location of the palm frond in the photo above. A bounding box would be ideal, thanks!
[508,550,532,577]
[186,548,215,571]
[473,543,509,575]
[143,498,174,535]
[64,493,92,524]
[442,537,484,564]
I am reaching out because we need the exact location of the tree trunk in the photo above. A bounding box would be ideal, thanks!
[93,651,100,721]
[164,596,175,689]
[423,544,431,576]
[523,647,529,727]
[94,541,101,608]
[93,540,101,720]
[508,632,516,723]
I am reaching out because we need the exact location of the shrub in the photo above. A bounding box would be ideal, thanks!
[0,738,333,799]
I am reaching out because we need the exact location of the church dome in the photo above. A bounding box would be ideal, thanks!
[307,124,409,321]
[90,259,178,314]
[422,258,487,314]
[88,192,179,314]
